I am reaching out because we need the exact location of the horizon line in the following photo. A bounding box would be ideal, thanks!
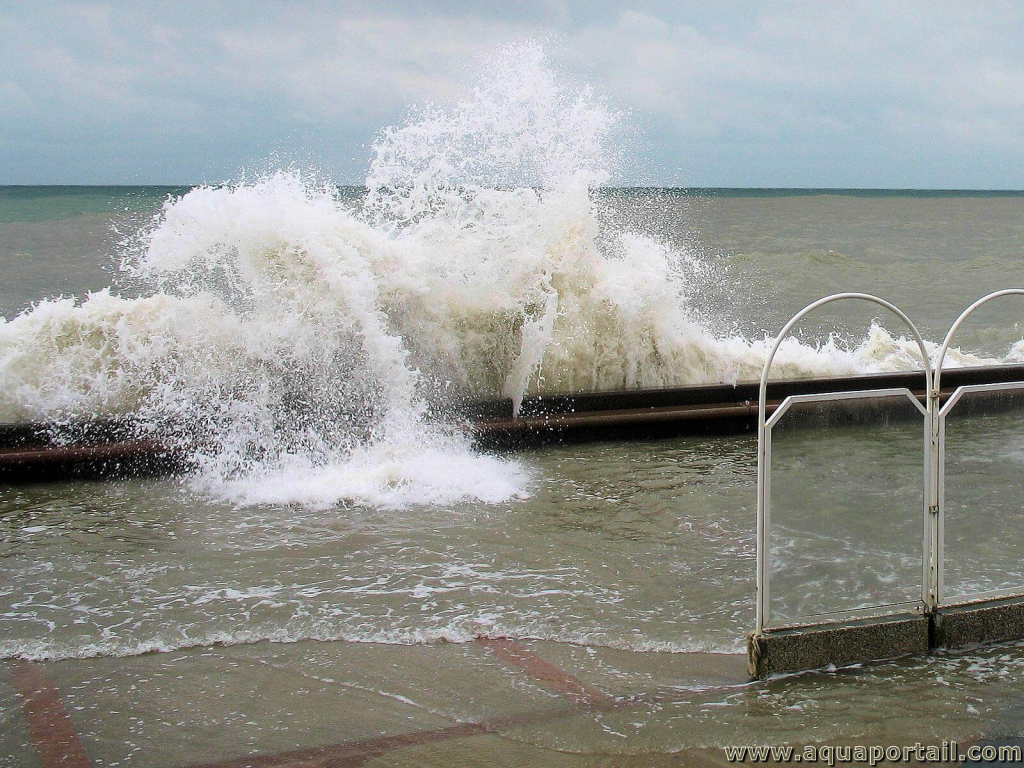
[3,183,1024,194]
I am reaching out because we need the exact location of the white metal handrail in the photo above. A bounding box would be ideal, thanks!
[933,290,1024,606]
[757,288,1024,638]
[756,293,933,634]
[937,380,1024,604]
[755,290,1024,637]
[761,387,930,630]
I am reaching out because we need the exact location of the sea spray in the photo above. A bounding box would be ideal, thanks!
[0,42,1016,507]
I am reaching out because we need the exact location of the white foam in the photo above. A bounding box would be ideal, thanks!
[207,438,532,509]
[0,621,741,663]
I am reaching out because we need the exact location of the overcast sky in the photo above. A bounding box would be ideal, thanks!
[2,1,1023,188]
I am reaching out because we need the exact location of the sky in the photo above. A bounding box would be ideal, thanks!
[2,1,1023,188]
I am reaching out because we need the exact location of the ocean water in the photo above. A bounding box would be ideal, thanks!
[4,181,1024,642]
[2,42,1024,759]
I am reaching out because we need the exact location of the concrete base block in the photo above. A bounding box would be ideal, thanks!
[932,596,1024,649]
[747,613,930,679]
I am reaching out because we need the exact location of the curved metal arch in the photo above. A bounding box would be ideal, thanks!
[934,289,1024,393]
[757,293,933,428]
[755,293,932,635]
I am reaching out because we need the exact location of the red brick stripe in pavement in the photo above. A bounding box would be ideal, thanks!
[191,637,615,767]
[474,637,615,708]
[12,660,92,768]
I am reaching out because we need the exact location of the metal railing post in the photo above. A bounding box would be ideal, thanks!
[926,385,940,613]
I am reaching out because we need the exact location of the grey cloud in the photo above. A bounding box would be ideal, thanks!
[1,1,1022,187]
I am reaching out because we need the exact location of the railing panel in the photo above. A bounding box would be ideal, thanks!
[753,290,1024,642]
[939,383,1024,605]
[763,390,928,629]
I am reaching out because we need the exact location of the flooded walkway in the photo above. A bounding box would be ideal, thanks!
[6,636,1024,767]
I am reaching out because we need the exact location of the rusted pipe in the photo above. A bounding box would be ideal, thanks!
[3,364,1024,482]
